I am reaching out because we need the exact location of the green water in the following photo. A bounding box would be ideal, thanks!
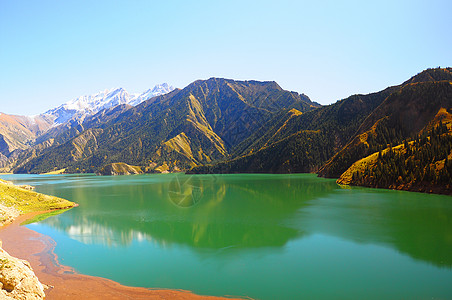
[2,173,452,299]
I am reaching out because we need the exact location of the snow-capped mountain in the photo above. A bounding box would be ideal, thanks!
[128,83,174,106]
[43,83,174,125]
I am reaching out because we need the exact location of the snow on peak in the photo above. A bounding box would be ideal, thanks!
[43,84,175,125]
[128,83,175,106]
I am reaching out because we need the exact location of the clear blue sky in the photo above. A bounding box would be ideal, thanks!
[1,0,451,115]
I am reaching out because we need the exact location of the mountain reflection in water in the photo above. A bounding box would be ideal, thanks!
[2,173,451,300]
[33,174,336,249]
[10,173,449,267]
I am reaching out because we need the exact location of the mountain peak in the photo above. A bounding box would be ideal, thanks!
[43,83,175,125]
[152,82,172,90]
[403,67,452,85]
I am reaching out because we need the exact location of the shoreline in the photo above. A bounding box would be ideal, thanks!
[18,170,452,196]
[0,213,241,300]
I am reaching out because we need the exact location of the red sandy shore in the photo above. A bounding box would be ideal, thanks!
[0,213,243,300]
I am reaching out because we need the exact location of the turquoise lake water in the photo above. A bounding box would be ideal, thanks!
[2,173,452,299]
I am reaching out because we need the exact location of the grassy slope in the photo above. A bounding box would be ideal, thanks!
[96,162,143,175]
[0,179,76,215]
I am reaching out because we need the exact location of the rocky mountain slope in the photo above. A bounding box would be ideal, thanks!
[0,114,53,156]
[0,114,54,172]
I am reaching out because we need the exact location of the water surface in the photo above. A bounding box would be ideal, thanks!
[2,173,452,299]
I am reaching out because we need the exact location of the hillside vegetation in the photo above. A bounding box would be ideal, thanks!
[96,162,143,175]
[338,115,452,194]
[319,71,452,178]
[0,179,76,225]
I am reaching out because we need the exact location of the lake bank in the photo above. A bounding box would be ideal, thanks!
[35,169,452,196]
[0,213,241,300]
[0,178,78,299]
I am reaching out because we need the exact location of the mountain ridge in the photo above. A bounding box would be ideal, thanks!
[43,83,175,125]
[12,78,317,174]
[319,70,452,178]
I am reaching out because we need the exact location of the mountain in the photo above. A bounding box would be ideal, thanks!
[0,83,174,173]
[189,84,398,174]
[0,113,54,172]
[0,83,174,155]
[403,68,452,85]
[190,68,452,181]
[6,104,135,173]
[13,78,318,174]
[43,83,174,125]
[0,113,53,156]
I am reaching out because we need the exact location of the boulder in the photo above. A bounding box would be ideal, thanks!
[0,247,46,299]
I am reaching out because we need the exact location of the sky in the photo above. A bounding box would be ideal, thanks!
[1,0,451,115]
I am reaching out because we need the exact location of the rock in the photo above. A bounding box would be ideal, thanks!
[17,185,35,191]
[0,205,20,227]
[0,247,46,299]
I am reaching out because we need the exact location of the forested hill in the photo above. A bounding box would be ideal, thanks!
[190,68,452,194]
[319,78,452,178]
[338,113,452,195]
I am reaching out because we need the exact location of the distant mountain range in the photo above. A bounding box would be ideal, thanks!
[0,83,174,170]
[0,83,174,154]
[1,69,451,194]
[8,78,318,174]
[44,83,174,125]
[0,114,53,155]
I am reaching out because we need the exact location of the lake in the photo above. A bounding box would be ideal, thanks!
[2,173,451,299]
